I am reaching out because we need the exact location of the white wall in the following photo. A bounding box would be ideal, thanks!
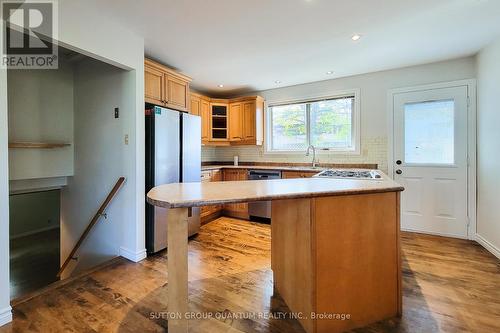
[7,60,74,181]
[0,66,13,326]
[0,2,145,325]
[205,57,477,173]
[476,37,500,258]
[9,190,60,238]
[60,58,137,276]
[57,0,146,266]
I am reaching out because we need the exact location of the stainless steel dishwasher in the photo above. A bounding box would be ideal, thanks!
[247,169,282,222]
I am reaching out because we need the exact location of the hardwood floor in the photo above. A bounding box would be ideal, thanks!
[1,217,499,333]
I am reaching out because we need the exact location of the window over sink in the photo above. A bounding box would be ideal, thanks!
[266,90,360,154]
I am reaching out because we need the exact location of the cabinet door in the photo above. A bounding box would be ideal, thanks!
[212,169,222,181]
[200,99,210,141]
[211,103,229,140]
[190,95,201,116]
[166,75,189,111]
[243,101,256,140]
[223,169,248,214]
[229,102,243,141]
[145,66,165,105]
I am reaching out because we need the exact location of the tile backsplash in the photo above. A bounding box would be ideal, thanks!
[202,136,388,173]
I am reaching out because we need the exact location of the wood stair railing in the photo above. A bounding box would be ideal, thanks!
[57,177,126,277]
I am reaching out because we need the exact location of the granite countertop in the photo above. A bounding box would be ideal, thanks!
[147,175,404,209]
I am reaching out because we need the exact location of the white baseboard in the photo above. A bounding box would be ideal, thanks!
[119,246,147,262]
[401,227,468,240]
[0,306,12,327]
[475,234,500,260]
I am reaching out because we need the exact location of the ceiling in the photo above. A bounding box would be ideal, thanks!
[89,0,500,96]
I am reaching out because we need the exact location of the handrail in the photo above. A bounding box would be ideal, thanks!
[57,177,126,277]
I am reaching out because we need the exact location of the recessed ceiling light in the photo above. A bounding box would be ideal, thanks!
[275,80,281,84]
[217,84,224,88]
[326,71,334,75]
[351,34,361,41]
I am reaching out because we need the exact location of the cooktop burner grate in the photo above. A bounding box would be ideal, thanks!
[314,169,382,180]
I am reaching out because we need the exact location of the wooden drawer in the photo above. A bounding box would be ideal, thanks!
[281,171,317,179]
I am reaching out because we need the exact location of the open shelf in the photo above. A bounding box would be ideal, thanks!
[9,142,72,149]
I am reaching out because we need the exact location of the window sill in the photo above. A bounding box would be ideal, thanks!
[263,149,361,156]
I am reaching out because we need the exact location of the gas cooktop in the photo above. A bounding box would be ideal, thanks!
[314,169,382,180]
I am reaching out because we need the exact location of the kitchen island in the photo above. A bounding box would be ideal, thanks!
[147,176,404,333]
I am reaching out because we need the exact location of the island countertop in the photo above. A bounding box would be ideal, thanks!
[147,176,404,208]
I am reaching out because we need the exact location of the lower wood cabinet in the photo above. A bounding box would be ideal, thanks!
[281,171,317,179]
[201,168,321,224]
[222,169,249,218]
[200,169,223,224]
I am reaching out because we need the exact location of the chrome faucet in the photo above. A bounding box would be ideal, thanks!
[306,145,317,168]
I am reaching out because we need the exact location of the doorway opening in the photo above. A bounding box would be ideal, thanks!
[7,42,133,300]
[389,80,477,239]
[9,190,60,299]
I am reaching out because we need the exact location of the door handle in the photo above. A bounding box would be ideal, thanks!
[396,160,402,165]
[395,169,402,175]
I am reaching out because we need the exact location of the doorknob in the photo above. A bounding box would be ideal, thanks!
[396,169,402,175]
[396,160,402,165]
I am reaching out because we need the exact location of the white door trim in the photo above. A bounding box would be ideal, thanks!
[387,79,477,240]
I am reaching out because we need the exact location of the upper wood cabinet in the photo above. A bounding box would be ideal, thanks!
[190,93,201,116]
[243,100,256,140]
[144,59,191,112]
[144,66,165,106]
[210,100,230,143]
[200,98,210,142]
[229,96,264,145]
[188,91,264,146]
[229,102,243,141]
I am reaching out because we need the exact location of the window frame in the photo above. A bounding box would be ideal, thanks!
[264,89,361,155]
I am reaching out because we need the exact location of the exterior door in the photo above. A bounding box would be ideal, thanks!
[393,85,469,238]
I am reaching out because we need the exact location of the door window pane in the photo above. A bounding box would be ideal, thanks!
[271,103,307,150]
[404,100,455,164]
[310,98,353,149]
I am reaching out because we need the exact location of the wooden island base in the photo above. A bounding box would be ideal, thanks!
[164,192,401,333]
[147,176,403,333]
[272,192,401,333]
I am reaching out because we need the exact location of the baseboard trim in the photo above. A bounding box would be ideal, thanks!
[475,234,500,259]
[120,246,147,262]
[401,227,468,240]
[0,306,12,327]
